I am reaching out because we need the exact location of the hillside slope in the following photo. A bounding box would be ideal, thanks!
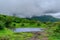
[0,14,47,28]
[27,15,60,22]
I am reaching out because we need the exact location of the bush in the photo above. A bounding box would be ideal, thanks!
[0,21,5,30]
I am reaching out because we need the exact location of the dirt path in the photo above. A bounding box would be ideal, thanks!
[41,32,48,40]
[29,32,48,40]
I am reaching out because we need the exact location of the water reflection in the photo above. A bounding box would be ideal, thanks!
[13,28,44,32]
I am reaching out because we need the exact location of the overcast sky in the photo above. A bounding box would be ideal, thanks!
[0,0,60,18]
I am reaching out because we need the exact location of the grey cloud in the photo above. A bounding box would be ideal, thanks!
[0,0,60,18]
[44,10,59,13]
[46,13,60,18]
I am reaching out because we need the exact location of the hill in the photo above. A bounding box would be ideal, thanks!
[0,14,47,28]
[27,15,60,22]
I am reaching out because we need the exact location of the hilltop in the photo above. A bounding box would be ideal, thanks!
[27,15,60,22]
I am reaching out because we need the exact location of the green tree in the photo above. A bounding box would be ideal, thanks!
[0,21,5,30]
[21,23,24,27]
[5,17,12,28]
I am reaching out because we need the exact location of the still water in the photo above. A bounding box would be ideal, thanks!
[13,28,44,32]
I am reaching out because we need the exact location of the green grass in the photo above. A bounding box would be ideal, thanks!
[0,28,13,36]
[0,28,42,40]
[13,32,34,40]
[0,28,14,40]
[10,22,47,28]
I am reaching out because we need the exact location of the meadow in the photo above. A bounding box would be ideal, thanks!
[0,14,60,40]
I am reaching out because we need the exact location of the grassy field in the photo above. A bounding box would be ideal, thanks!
[0,14,60,40]
[0,28,42,40]
[0,28,60,40]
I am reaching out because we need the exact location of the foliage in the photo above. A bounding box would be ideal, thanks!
[0,21,5,29]
[0,14,60,40]
[29,15,60,22]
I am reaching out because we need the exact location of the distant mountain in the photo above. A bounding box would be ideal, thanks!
[26,15,60,22]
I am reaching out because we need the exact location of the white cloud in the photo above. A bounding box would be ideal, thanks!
[45,12,60,18]
[0,0,60,18]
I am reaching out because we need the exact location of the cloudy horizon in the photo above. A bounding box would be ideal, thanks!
[0,0,60,18]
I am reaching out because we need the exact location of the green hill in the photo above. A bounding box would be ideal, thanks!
[27,15,60,22]
[0,14,47,28]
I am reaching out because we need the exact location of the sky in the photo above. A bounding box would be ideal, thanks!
[0,0,60,18]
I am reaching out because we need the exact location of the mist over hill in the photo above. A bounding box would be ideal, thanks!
[26,15,60,22]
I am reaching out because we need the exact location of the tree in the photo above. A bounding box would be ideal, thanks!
[0,21,5,30]
[5,17,12,28]
[37,23,40,26]
[21,23,24,26]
